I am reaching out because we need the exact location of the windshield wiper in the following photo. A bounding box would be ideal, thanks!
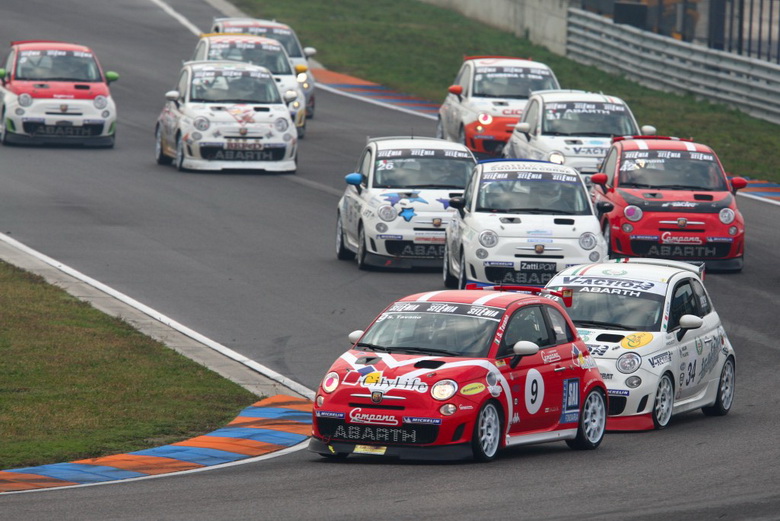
[574,132,614,137]
[620,182,657,189]
[543,131,572,136]
[354,342,392,352]
[389,346,460,356]
[404,184,462,189]
[660,184,710,190]
[574,320,634,331]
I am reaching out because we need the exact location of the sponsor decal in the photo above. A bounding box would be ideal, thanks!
[571,146,608,155]
[561,379,580,424]
[588,344,610,356]
[647,351,673,368]
[661,232,703,245]
[542,351,562,364]
[707,237,734,243]
[621,332,654,349]
[525,369,545,415]
[511,412,521,424]
[661,201,698,208]
[403,417,442,425]
[608,389,630,396]
[697,339,720,383]
[485,261,515,267]
[601,269,627,276]
[461,382,486,396]
[349,408,399,426]
[572,345,597,369]
[495,359,507,367]
[631,235,660,241]
[600,372,613,380]
[695,337,704,355]
[354,445,387,455]
[527,229,553,236]
[562,276,658,293]
[333,424,418,443]
[646,244,719,257]
[315,410,345,419]
[377,234,404,240]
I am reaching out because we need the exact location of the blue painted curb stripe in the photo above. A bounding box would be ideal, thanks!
[205,427,308,446]
[4,463,146,483]
[236,406,311,421]
[131,446,248,466]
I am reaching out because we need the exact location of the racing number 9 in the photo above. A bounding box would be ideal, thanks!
[525,369,545,415]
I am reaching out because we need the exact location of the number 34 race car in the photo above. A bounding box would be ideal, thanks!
[309,286,608,462]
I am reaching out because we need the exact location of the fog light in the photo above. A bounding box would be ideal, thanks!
[102,110,110,118]
[622,223,634,233]
[728,226,738,236]
[15,108,25,116]
[316,395,324,406]
[626,376,642,388]
[376,222,388,233]
[440,403,457,416]
[589,251,600,262]
[476,248,488,259]
[283,133,293,141]
[191,131,202,141]
[475,125,484,133]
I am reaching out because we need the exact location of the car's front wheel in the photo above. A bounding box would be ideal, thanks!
[155,126,172,165]
[472,401,502,462]
[457,250,468,289]
[702,356,735,416]
[566,389,606,450]
[336,213,355,261]
[653,373,675,429]
[356,226,369,270]
[175,133,187,172]
[443,242,457,288]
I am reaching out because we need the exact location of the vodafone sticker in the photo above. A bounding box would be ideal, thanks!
[525,369,545,414]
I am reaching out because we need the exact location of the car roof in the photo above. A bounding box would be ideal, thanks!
[464,55,552,70]
[553,259,703,284]
[532,90,627,105]
[184,60,271,73]
[369,136,473,153]
[214,17,292,30]
[398,289,545,309]
[12,40,93,53]
[478,158,580,176]
[199,33,284,46]
[616,137,716,154]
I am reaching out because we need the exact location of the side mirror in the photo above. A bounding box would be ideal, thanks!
[294,64,309,74]
[676,314,704,341]
[345,172,364,194]
[105,71,119,83]
[596,201,614,215]
[515,122,531,136]
[283,91,298,103]
[449,196,466,217]
[304,47,317,58]
[165,90,180,102]
[510,341,540,368]
[590,173,608,186]
[730,176,747,193]
[348,330,364,345]
[448,85,463,97]
[640,125,656,135]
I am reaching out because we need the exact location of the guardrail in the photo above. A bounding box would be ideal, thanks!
[567,7,780,125]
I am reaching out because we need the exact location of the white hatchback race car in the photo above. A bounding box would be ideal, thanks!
[211,17,317,118]
[502,90,655,182]
[190,33,307,138]
[443,159,611,288]
[337,137,476,269]
[546,259,736,431]
[437,55,560,158]
[154,60,297,173]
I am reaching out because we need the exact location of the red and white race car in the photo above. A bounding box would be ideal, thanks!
[0,40,118,146]
[309,286,607,461]
[591,136,748,271]
[437,56,559,158]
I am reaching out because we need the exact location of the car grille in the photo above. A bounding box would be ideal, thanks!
[316,418,439,445]
[384,240,445,258]
[480,139,506,155]
[484,266,556,285]
[23,122,104,136]
[629,239,732,259]
[608,396,627,415]
[198,146,286,161]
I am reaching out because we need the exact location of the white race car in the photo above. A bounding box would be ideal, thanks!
[211,17,317,118]
[502,90,655,182]
[337,137,476,269]
[546,259,736,430]
[436,55,560,158]
[154,61,297,173]
[190,33,307,138]
[0,40,119,147]
[443,159,611,288]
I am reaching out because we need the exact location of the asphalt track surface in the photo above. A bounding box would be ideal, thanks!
[1,1,779,519]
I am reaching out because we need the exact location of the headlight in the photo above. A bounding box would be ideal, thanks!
[377,204,398,222]
[289,100,301,110]
[548,151,565,165]
[719,207,735,224]
[478,229,498,248]
[617,352,642,374]
[321,371,340,393]
[431,380,458,401]
[18,93,33,107]
[624,205,643,222]
[579,232,597,250]
[274,117,289,132]
[297,72,310,84]
[93,95,108,109]
[477,113,493,125]
[193,117,210,131]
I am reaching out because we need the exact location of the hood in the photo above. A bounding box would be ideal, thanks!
[185,103,288,124]
[473,213,600,239]
[578,329,668,361]
[471,97,528,118]
[618,189,736,213]
[547,136,611,159]
[372,188,464,215]
[9,80,110,100]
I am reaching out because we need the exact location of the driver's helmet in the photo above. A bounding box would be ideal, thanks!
[535,180,562,199]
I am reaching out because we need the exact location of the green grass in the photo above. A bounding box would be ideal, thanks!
[0,261,257,470]
[238,0,780,182]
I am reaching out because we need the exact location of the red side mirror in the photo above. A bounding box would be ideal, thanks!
[730,176,748,191]
[590,173,608,186]
[448,85,463,96]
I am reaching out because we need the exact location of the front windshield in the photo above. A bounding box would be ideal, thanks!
[543,102,637,136]
[618,150,728,191]
[207,41,292,75]
[189,69,281,104]
[227,25,303,58]
[15,49,101,82]
[372,148,475,189]
[549,275,667,331]
[476,166,591,215]
[472,66,558,99]
[358,302,502,358]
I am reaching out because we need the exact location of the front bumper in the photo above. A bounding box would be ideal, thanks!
[464,117,517,156]
[4,108,115,146]
[308,437,473,461]
[182,136,297,172]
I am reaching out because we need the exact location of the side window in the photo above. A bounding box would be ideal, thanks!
[602,148,618,186]
[176,70,189,100]
[522,99,539,128]
[499,306,551,356]
[690,279,711,316]
[4,51,13,76]
[456,64,470,96]
[461,167,478,213]
[191,42,203,62]
[358,149,372,185]
[668,281,697,330]
[544,306,575,345]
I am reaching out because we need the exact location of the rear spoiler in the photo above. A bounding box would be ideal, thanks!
[465,284,573,307]
[608,258,706,279]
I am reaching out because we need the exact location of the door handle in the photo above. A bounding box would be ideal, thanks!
[554,365,569,372]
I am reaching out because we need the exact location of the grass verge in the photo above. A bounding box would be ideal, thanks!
[0,261,257,470]
[237,0,780,182]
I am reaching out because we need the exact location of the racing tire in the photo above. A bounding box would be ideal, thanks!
[175,133,187,172]
[702,357,735,417]
[155,126,172,165]
[652,373,675,429]
[472,401,502,462]
[336,213,355,261]
[435,118,445,140]
[356,226,369,270]
[297,120,306,139]
[0,110,8,145]
[442,242,457,288]
[603,222,613,257]
[457,250,468,289]
[566,389,606,450]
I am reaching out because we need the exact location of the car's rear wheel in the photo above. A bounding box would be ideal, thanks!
[175,133,187,171]
[702,357,735,416]
[155,126,172,165]
[652,373,675,429]
[472,401,502,462]
[356,225,369,270]
[336,213,355,261]
[566,389,606,450]
[443,242,457,288]
[457,250,468,289]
